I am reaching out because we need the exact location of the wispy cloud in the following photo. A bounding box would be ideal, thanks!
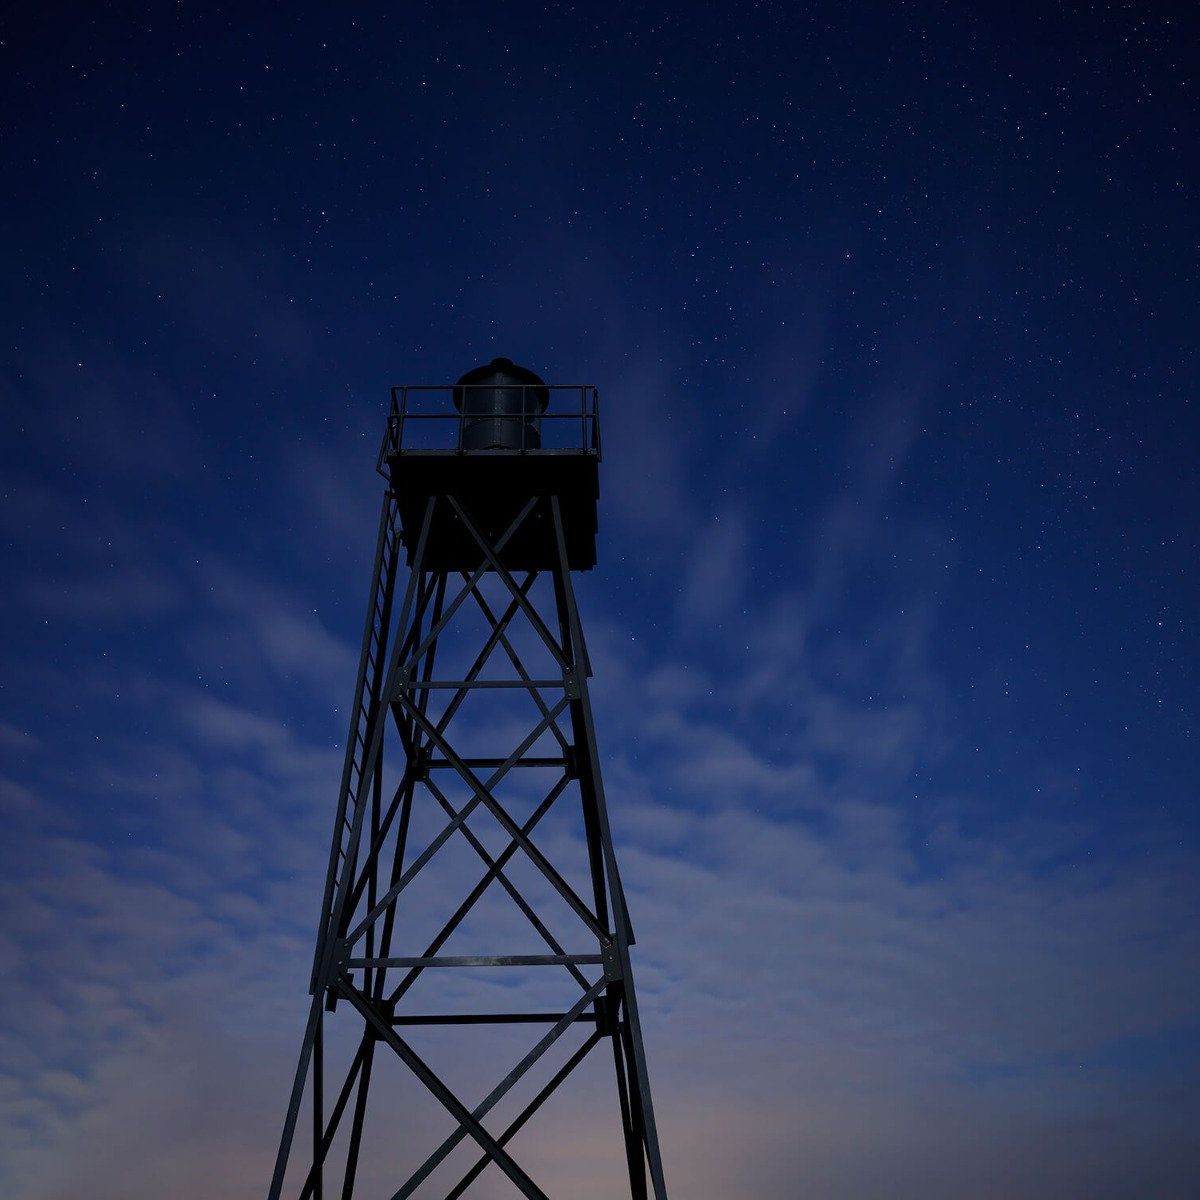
[0,238,1193,1200]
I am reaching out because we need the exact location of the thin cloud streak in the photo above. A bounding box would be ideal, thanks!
[2,516,1197,1197]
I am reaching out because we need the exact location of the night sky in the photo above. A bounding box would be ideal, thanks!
[1,3,1198,1198]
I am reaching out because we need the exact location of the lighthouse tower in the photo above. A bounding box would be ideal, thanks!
[268,359,669,1200]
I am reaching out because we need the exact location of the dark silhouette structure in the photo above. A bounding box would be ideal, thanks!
[268,360,669,1199]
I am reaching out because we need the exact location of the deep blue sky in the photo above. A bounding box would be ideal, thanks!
[1,4,1197,1198]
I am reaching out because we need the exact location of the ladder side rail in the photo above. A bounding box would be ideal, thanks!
[310,494,400,992]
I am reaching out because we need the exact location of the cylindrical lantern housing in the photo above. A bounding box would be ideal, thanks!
[453,357,549,451]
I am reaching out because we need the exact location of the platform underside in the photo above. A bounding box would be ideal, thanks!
[387,451,599,571]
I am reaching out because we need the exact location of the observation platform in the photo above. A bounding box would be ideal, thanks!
[378,373,600,572]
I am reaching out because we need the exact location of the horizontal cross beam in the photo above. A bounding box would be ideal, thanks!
[400,679,565,690]
[392,1012,600,1026]
[426,756,567,769]
[348,954,604,969]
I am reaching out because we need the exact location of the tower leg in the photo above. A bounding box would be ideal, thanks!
[551,497,670,1199]
[268,993,324,1200]
[340,1038,374,1200]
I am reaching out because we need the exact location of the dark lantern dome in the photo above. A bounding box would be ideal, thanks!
[452,357,550,451]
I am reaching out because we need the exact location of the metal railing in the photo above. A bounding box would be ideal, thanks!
[377,384,600,474]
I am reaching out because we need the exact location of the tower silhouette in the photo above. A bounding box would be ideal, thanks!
[268,360,669,1199]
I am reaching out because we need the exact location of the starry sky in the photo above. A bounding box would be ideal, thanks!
[1,3,1198,1198]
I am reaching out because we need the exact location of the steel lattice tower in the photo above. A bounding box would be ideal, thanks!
[268,359,669,1200]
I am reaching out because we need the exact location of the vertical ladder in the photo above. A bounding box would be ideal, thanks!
[309,495,401,993]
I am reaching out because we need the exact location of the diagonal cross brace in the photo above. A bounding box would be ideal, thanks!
[386,772,577,1004]
[388,977,609,1200]
[345,694,571,947]
[395,691,610,943]
[444,1030,606,1200]
[398,496,542,676]
[446,495,571,673]
[344,493,536,886]
[337,978,553,1200]
[370,773,580,998]
[296,1035,369,1200]
[426,571,540,738]
[467,575,571,753]
[421,773,592,992]
[344,762,415,922]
